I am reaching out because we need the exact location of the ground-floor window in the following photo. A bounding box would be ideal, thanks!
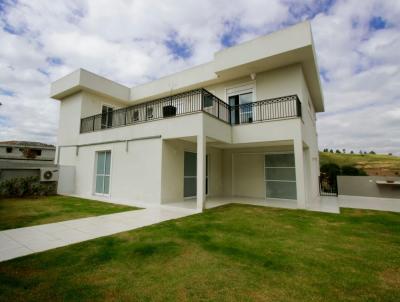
[95,150,111,194]
[265,153,297,200]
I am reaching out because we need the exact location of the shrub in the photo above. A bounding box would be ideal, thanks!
[0,176,56,198]
[341,165,367,176]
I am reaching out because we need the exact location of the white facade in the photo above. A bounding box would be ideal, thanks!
[52,21,324,211]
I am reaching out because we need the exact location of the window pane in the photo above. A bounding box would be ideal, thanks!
[265,167,296,181]
[184,177,196,197]
[239,92,252,104]
[265,154,295,167]
[105,151,111,175]
[266,181,297,200]
[103,176,110,194]
[184,152,197,176]
[97,152,105,174]
[96,175,104,193]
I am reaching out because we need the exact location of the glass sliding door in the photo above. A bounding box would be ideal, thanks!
[183,152,209,198]
[184,152,197,198]
[95,150,111,194]
[229,91,253,124]
[265,153,297,200]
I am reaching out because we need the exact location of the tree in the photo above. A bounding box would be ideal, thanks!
[330,149,334,153]
[335,149,341,154]
[389,153,393,156]
[342,149,346,154]
[369,151,376,154]
[350,150,354,154]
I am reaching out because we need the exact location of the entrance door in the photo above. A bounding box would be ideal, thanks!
[184,152,208,198]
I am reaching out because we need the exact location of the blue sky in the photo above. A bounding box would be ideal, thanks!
[0,0,399,154]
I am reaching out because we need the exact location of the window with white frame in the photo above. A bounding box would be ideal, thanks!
[95,151,111,194]
[265,153,297,200]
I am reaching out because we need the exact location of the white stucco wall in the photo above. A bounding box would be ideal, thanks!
[57,93,82,145]
[65,137,162,203]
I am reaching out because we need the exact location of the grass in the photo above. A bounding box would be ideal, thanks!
[319,151,400,176]
[0,195,138,230]
[1,204,399,301]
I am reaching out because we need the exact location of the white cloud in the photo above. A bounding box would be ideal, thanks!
[0,0,399,155]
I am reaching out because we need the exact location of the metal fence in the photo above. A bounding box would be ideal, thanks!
[319,175,338,196]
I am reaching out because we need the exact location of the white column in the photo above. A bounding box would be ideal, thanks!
[294,138,307,209]
[197,134,206,211]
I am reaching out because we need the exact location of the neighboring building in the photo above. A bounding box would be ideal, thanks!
[0,141,56,181]
[51,21,324,211]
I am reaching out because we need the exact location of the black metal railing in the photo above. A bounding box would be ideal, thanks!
[230,95,301,125]
[80,89,301,133]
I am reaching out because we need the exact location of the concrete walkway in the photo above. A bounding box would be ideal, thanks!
[0,207,194,262]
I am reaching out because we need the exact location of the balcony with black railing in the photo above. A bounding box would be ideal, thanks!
[80,88,301,133]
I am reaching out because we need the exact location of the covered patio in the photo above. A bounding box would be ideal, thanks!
[161,135,324,212]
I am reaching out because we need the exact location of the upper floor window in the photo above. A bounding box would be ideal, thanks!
[6,147,12,153]
[227,83,255,124]
[101,105,113,129]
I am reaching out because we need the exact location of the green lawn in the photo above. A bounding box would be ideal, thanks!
[1,204,399,302]
[0,195,138,230]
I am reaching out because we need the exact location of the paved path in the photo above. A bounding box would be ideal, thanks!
[0,207,193,262]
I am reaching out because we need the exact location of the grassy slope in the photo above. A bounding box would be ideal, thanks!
[319,152,400,176]
[1,204,399,302]
[0,195,138,230]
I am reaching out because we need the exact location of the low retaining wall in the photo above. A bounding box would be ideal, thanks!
[337,176,400,199]
[337,176,400,212]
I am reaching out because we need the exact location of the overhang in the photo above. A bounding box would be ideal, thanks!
[50,69,130,102]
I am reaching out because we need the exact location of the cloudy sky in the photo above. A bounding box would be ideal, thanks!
[0,0,399,154]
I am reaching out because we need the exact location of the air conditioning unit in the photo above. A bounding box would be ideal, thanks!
[40,168,59,182]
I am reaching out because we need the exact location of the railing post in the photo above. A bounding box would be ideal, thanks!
[92,116,95,132]
[145,103,148,121]
[124,108,127,125]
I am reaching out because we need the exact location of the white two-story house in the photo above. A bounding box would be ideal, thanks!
[51,22,324,212]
